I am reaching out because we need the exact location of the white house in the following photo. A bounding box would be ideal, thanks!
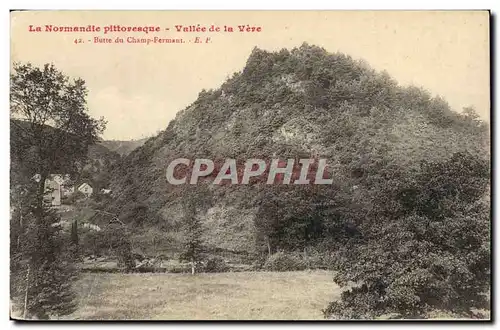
[101,188,112,195]
[77,183,93,198]
[82,222,101,231]
[45,178,62,206]
[32,174,73,206]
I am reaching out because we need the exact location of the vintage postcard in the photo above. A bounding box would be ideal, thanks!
[9,10,491,320]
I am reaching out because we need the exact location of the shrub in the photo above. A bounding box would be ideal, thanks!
[251,255,267,271]
[63,191,86,205]
[203,256,229,273]
[324,153,490,319]
[302,249,336,270]
[263,251,306,271]
[167,263,194,274]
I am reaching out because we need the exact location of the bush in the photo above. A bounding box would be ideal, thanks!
[63,191,86,205]
[302,249,336,270]
[324,153,490,319]
[203,256,229,273]
[251,256,267,271]
[167,263,193,274]
[263,251,306,271]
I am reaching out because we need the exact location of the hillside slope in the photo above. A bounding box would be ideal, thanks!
[100,139,148,157]
[107,44,489,256]
[10,119,121,189]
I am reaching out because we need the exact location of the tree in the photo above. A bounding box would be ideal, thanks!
[11,63,106,187]
[70,219,79,258]
[324,152,490,319]
[104,224,135,272]
[179,199,204,275]
[254,184,356,255]
[25,207,78,319]
[10,62,106,319]
[10,192,78,319]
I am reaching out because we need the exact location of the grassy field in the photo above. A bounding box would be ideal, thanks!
[69,271,340,320]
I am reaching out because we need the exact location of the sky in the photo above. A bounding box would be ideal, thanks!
[10,10,490,140]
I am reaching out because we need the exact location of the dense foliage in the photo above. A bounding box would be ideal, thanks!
[10,63,106,319]
[10,184,78,319]
[263,252,307,272]
[324,152,490,318]
[179,199,205,274]
[203,256,230,273]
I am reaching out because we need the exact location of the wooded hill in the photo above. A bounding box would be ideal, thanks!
[104,43,489,258]
[99,138,148,157]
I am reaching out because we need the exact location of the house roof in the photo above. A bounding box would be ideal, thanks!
[33,173,73,185]
[77,182,93,190]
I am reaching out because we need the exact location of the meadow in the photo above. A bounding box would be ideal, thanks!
[68,271,339,320]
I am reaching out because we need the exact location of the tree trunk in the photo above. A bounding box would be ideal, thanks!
[23,265,30,319]
[71,219,79,258]
[37,173,47,209]
[35,173,48,228]
[267,237,271,257]
[17,200,23,249]
[191,257,195,275]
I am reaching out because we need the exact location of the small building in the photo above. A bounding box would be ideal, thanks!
[82,222,101,232]
[62,185,75,196]
[45,178,62,206]
[78,183,93,198]
[33,173,73,207]
[101,188,112,195]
